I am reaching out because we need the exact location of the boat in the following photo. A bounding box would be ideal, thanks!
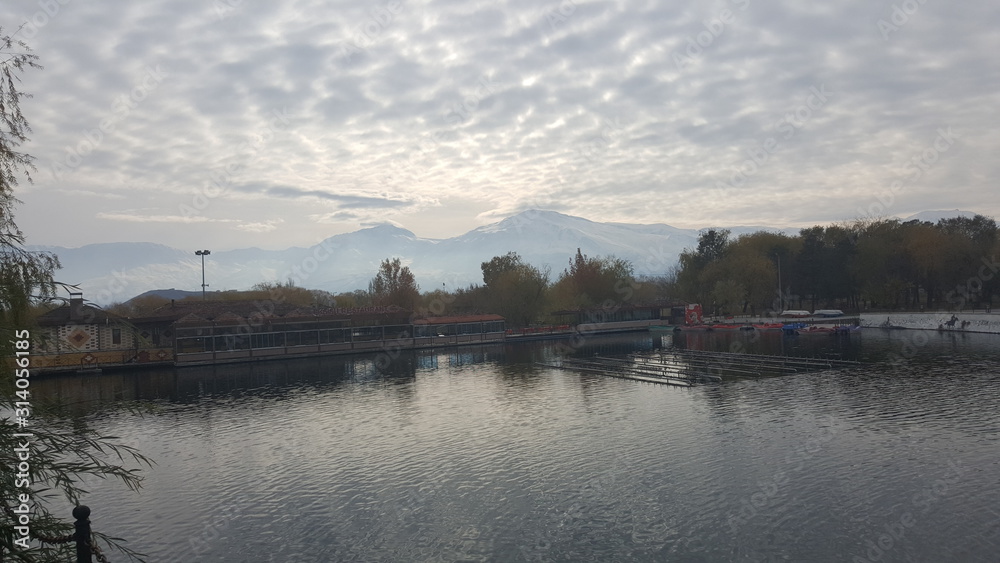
[781,310,812,318]
[752,323,784,331]
[675,324,712,332]
[798,325,837,335]
[781,322,807,334]
[813,309,845,317]
[708,324,744,332]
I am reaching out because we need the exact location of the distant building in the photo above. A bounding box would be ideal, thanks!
[550,304,663,327]
[34,292,163,370]
[32,295,506,372]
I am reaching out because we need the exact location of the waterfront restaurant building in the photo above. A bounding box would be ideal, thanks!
[32,296,505,372]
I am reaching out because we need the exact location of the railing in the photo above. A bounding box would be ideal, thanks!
[31,506,109,563]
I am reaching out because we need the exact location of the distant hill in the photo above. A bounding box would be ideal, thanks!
[903,209,980,223]
[28,209,982,304]
[125,289,223,303]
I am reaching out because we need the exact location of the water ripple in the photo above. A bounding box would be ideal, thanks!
[35,332,1000,562]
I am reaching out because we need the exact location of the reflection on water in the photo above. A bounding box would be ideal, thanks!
[33,330,1000,562]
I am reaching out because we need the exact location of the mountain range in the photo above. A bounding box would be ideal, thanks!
[29,209,980,305]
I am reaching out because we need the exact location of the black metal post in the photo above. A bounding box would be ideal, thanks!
[73,505,92,563]
[200,252,206,299]
[196,249,211,300]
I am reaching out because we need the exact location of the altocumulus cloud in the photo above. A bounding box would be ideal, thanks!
[2,0,997,249]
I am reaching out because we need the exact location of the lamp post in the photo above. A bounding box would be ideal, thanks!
[195,250,211,300]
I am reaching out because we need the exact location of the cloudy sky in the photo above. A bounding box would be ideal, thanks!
[3,0,998,250]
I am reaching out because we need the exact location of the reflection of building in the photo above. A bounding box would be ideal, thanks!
[172,308,505,366]
[32,296,506,373]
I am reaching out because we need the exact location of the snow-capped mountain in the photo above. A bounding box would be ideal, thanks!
[27,209,979,304]
[903,209,978,223]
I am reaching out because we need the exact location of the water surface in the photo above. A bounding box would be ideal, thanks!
[35,330,1000,562]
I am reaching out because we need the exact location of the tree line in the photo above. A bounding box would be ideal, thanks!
[112,250,660,329]
[108,214,999,327]
[673,215,999,315]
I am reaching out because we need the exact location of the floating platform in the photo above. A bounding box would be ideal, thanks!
[541,348,861,386]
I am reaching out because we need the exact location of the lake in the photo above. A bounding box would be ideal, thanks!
[34,329,1000,562]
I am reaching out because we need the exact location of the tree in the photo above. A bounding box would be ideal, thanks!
[1,30,59,326]
[675,230,733,304]
[2,28,150,562]
[695,229,730,266]
[711,279,744,315]
[368,257,419,308]
[334,289,373,308]
[550,249,634,310]
[481,252,549,327]
[247,279,337,307]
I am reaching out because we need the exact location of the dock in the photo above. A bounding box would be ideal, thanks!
[541,348,861,386]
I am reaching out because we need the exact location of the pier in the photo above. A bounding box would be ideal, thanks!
[543,348,861,386]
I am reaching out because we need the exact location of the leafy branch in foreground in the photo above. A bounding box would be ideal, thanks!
[1,410,153,561]
[1,25,152,562]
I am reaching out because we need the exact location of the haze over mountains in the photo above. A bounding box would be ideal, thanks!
[31,209,979,305]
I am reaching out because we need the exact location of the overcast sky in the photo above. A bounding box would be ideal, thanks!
[3,0,998,250]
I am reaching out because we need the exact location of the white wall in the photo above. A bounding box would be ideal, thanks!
[860,312,1000,334]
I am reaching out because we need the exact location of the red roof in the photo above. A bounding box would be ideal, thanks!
[413,314,504,325]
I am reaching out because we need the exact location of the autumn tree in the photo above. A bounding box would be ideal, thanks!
[480,252,549,327]
[671,215,997,313]
[333,289,373,308]
[675,229,732,304]
[937,215,999,308]
[438,285,489,316]
[244,279,338,307]
[106,294,170,317]
[550,248,634,310]
[368,257,419,308]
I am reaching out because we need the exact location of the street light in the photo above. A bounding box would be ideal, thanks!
[195,250,211,300]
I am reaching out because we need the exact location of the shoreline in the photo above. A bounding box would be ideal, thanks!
[859,311,1000,334]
